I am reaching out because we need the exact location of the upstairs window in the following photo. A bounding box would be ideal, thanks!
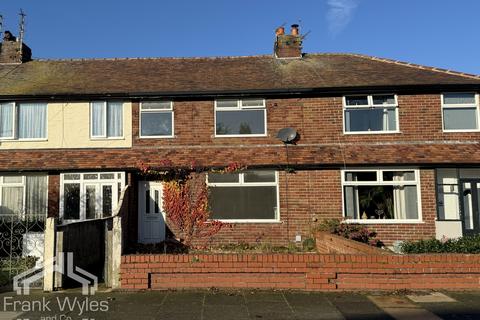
[90,101,123,138]
[442,93,479,131]
[344,94,398,133]
[140,101,174,138]
[0,102,47,140]
[215,99,266,136]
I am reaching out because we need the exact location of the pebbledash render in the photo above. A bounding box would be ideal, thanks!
[1,24,480,249]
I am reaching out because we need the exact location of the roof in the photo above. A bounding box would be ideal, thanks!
[1,53,480,98]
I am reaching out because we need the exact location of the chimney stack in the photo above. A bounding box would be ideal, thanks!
[274,24,302,59]
[0,11,32,64]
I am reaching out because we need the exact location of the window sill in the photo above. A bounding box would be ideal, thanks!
[442,129,480,133]
[0,138,48,142]
[90,137,125,141]
[343,219,423,224]
[214,134,268,138]
[139,135,175,139]
[212,219,281,223]
[343,131,401,135]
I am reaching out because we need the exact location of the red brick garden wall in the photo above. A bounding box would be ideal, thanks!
[120,253,480,291]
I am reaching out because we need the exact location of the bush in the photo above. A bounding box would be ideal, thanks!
[401,235,480,254]
[315,219,383,247]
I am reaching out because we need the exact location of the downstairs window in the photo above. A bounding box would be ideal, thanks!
[60,172,125,222]
[342,169,420,221]
[207,170,279,221]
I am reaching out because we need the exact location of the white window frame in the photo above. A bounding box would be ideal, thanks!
[0,102,48,141]
[139,101,174,138]
[0,175,26,218]
[341,168,423,224]
[441,93,480,132]
[59,172,125,223]
[206,170,280,223]
[343,94,400,134]
[90,101,124,139]
[214,99,267,137]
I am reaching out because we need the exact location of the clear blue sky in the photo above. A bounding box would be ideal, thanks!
[1,0,479,74]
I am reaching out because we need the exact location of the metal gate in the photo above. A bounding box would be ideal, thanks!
[0,214,45,287]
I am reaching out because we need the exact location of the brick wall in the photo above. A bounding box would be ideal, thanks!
[120,253,480,291]
[315,232,390,255]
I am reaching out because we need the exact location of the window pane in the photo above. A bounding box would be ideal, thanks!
[84,174,98,180]
[345,171,377,182]
[241,99,264,107]
[141,112,173,136]
[145,189,150,214]
[216,100,238,108]
[25,175,48,219]
[64,183,80,220]
[216,110,265,135]
[209,186,277,220]
[208,173,239,183]
[3,176,22,183]
[107,102,123,137]
[91,102,105,136]
[244,171,276,183]
[0,186,23,216]
[382,171,415,181]
[443,93,475,105]
[18,103,47,139]
[344,186,358,219]
[437,184,460,220]
[443,108,477,130]
[0,103,14,138]
[142,101,171,110]
[345,96,368,106]
[64,174,80,180]
[102,185,112,217]
[154,190,160,213]
[100,173,115,179]
[85,185,97,219]
[345,108,394,132]
[372,95,396,105]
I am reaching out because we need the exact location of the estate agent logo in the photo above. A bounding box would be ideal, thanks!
[13,252,98,295]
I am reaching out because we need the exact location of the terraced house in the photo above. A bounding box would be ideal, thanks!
[1,24,480,270]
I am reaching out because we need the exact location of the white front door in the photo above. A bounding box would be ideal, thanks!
[138,181,166,244]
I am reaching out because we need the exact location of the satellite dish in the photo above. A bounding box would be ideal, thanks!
[276,127,298,144]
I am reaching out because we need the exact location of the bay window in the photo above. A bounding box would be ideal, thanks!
[60,172,125,222]
[0,102,47,139]
[342,169,420,221]
[215,99,266,136]
[207,170,279,221]
[344,94,398,133]
[90,101,123,138]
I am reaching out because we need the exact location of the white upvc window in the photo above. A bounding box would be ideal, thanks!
[0,102,48,140]
[207,170,279,222]
[0,174,48,220]
[60,172,125,223]
[342,168,422,223]
[139,101,174,138]
[90,101,124,139]
[343,94,399,134]
[214,99,267,137]
[441,93,480,132]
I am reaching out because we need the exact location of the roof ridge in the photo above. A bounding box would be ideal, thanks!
[32,54,274,62]
[347,53,480,80]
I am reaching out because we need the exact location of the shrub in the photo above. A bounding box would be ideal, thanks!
[315,219,383,247]
[401,235,480,254]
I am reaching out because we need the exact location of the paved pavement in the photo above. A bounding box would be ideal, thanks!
[0,289,479,320]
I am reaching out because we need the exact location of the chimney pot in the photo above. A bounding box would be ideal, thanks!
[275,26,285,36]
[291,24,299,36]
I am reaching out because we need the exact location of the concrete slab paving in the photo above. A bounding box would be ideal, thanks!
[407,292,457,303]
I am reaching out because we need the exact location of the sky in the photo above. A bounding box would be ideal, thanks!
[0,0,479,74]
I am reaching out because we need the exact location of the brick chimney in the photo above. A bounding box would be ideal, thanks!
[274,24,302,59]
[0,31,32,64]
